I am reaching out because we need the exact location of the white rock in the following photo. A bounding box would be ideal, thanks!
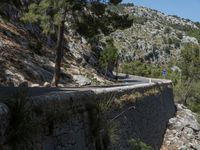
[31,84,40,87]
[162,104,200,149]
[181,36,198,44]
[73,75,91,86]
[43,82,51,87]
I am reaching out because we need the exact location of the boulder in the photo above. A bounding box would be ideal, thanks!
[43,82,51,87]
[161,104,200,149]
[31,84,40,87]
[73,75,91,86]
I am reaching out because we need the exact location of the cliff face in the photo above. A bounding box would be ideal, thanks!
[0,1,114,87]
[161,104,200,150]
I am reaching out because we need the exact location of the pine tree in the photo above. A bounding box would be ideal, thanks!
[100,39,119,77]
[22,0,122,86]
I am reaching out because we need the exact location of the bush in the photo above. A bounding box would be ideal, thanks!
[179,44,200,81]
[187,29,200,43]
[99,39,118,73]
[28,41,43,55]
[164,27,171,34]
[189,103,200,114]
[129,15,147,25]
[121,61,162,78]
[168,23,192,32]
[128,138,152,150]
[176,32,183,39]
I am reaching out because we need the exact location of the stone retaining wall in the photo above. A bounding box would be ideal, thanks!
[0,82,176,150]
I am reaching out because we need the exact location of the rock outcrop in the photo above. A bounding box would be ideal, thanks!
[1,3,200,86]
[161,104,200,150]
[106,5,200,64]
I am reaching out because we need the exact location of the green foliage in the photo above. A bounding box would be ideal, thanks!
[99,39,118,70]
[22,0,64,34]
[179,44,200,81]
[167,37,173,44]
[187,29,200,43]
[129,15,147,25]
[173,38,181,48]
[128,138,153,150]
[176,32,183,39]
[86,96,119,150]
[164,27,171,34]
[76,9,133,38]
[189,102,200,114]
[121,61,162,78]
[109,0,122,5]
[107,4,125,14]
[121,3,134,7]
[90,2,106,16]
[174,79,200,106]
[163,46,171,54]
[173,44,200,108]
[28,41,43,55]
[168,23,192,32]
[121,60,182,86]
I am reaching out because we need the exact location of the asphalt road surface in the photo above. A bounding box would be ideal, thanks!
[0,74,161,99]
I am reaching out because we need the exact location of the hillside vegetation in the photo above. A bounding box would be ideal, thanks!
[0,1,200,104]
[104,4,200,115]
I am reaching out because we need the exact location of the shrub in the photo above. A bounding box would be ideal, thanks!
[121,61,162,78]
[176,32,183,39]
[28,41,43,55]
[129,15,147,25]
[99,39,119,74]
[164,27,171,34]
[179,44,200,81]
[128,138,153,150]
[187,29,200,43]
[86,96,119,150]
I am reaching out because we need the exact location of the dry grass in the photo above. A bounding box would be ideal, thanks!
[115,86,162,106]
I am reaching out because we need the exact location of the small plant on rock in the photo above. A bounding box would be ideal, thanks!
[128,138,153,150]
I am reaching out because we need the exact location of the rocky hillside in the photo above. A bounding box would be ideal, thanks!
[0,1,115,87]
[0,21,107,87]
[161,104,200,150]
[106,5,199,64]
[0,2,200,86]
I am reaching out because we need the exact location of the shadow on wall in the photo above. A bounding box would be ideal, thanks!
[0,84,176,150]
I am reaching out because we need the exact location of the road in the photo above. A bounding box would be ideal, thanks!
[0,74,165,99]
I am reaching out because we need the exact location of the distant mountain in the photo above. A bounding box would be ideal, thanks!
[105,4,200,64]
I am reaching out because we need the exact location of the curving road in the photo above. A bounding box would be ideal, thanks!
[0,74,167,99]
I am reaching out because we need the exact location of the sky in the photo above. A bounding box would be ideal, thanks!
[122,0,200,22]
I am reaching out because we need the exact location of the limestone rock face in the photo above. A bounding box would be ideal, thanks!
[73,75,91,86]
[106,5,200,64]
[161,104,200,150]
[181,36,199,44]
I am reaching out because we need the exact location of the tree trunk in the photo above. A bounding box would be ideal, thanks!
[115,56,119,81]
[51,11,66,87]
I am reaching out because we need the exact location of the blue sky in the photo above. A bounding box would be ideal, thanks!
[122,0,200,22]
